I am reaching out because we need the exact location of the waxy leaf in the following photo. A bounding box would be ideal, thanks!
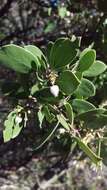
[77,108,107,129]
[57,70,80,95]
[50,38,77,70]
[72,99,96,114]
[0,44,40,73]
[75,78,95,98]
[46,41,54,63]
[77,48,96,72]
[3,120,14,142]
[83,60,107,77]
[24,45,46,69]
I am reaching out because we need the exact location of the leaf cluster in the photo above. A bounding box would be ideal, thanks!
[0,36,107,166]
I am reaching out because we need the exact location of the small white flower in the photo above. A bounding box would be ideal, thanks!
[15,116,22,124]
[50,85,59,97]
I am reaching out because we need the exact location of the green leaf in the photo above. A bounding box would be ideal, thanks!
[46,41,54,63]
[74,137,102,165]
[12,123,23,139]
[77,48,96,72]
[77,108,107,129]
[24,45,46,69]
[75,78,95,98]
[43,105,55,123]
[37,109,45,128]
[44,22,56,33]
[75,71,83,80]
[3,120,14,142]
[57,114,70,130]
[57,70,80,95]
[31,84,39,95]
[50,38,78,70]
[64,102,74,124]
[0,44,40,73]
[3,108,25,142]
[58,7,67,18]
[83,60,107,77]
[72,99,96,114]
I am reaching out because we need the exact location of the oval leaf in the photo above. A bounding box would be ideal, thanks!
[57,70,80,95]
[77,108,107,129]
[0,44,40,73]
[72,99,96,114]
[24,45,46,68]
[77,48,96,72]
[50,38,78,70]
[75,78,95,98]
[83,60,107,77]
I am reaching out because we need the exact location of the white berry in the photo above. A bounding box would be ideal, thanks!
[50,85,59,97]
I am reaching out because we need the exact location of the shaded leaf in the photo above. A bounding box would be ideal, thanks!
[24,45,46,69]
[46,41,54,63]
[72,99,96,114]
[3,120,14,142]
[33,87,63,104]
[12,123,23,139]
[77,108,107,129]
[50,38,78,70]
[57,70,80,95]
[75,78,95,98]
[77,48,96,72]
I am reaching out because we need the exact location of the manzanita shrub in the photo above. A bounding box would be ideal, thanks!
[0,36,107,166]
